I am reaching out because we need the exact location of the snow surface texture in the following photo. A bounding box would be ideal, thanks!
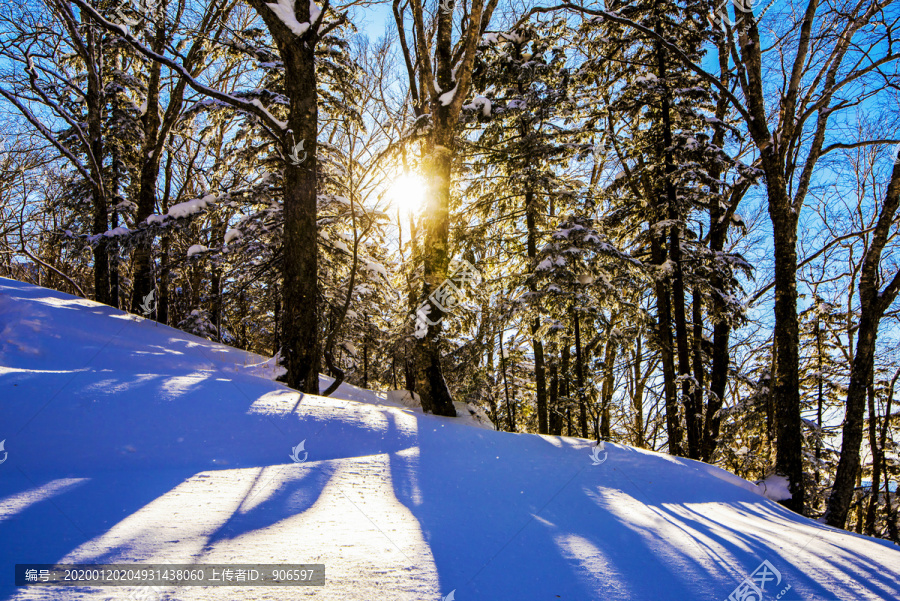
[1,276,899,600]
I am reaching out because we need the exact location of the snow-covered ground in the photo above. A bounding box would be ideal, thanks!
[1,276,899,600]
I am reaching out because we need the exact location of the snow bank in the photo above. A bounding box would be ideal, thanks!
[2,277,899,601]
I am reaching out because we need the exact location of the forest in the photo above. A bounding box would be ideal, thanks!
[0,0,898,542]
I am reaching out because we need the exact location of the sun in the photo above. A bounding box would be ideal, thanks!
[388,173,427,216]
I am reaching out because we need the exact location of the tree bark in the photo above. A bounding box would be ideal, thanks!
[412,108,456,415]
[654,24,696,459]
[404,0,497,416]
[500,328,514,431]
[826,162,900,528]
[600,326,617,439]
[130,22,165,314]
[245,0,323,395]
[526,187,549,433]
[84,13,109,306]
[864,385,880,535]
[574,307,588,438]
[700,41,734,463]
[549,357,561,435]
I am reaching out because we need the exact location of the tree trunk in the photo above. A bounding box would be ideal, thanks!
[131,24,165,314]
[653,233,681,455]
[402,0,496,417]
[770,184,804,513]
[881,371,899,542]
[412,112,456,416]
[827,310,883,526]
[654,25,696,459]
[549,358,561,435]
[85,20,109,306]
[574,308,588,438]
[243,0,322,395]
[701,40,734,463]
[632,337,646,447]
[600,330,617,439]
[561,342,571,436]
[815,317,823,487]
[279,32,320,394]
[526,187,548,433]
[826,163,900,527]
[500,329,514,431]
[864,385,880,535]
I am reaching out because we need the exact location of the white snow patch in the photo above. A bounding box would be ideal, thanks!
[363,260,388,278]
[439,85,458,106]
[756,474,793,501]
[168,196,214,219]
[187,244,208,257]
[224,228,242,244]
[465,96,492,117]
[266,0,310,36]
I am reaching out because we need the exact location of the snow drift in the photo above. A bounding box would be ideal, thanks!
[1,277,899,600]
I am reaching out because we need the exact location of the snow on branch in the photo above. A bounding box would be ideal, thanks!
[524,3,751,125]
[266,0,311,36]
[0,87,98,190]
[68,0,289,137]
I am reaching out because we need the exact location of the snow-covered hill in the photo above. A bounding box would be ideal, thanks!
[1,277,899,600]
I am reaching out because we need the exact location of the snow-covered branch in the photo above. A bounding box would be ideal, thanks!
[68,0,289,138]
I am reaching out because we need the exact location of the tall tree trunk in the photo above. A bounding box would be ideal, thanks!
[500,329,514,431]
[412,112,456,416]
[701,41,734,463]
[600,328,617,439]
[654,23,697,459]
[525,187,548,433]
[561,342,571,436]
[243,0,322,395]
[280,28,319,394]
[131,23,165,314]
[864,385,880,535]
[826,163,900,527]
[402,0,496,417]
[882,381,899,542]
[653,233,681,455]
[84,17,109,306]
[549,357,561,435]
[632,337,645,447]
[881,370,899,542]
[109,203,120,309]
[691,288,704,449]
[814,317,823,488]
[769,192,804,513]
[574,308,588,438]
